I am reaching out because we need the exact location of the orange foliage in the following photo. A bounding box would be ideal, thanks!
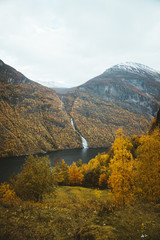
[108,130,135,206]
[69,162,84,185]
[99,173,108,188]
[0,182,20,206]
[135,129,160,201]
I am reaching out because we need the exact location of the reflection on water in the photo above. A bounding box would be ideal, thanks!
[0,147,108,183]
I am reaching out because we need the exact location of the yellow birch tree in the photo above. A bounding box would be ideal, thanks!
[108,129,134,206]
[135,129,160,201]
[69,162,84,185]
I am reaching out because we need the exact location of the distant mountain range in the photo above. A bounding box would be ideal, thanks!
[0,60,159,157]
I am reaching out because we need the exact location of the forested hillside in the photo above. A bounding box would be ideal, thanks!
[1,60,159,157]
[0,60,81,157]
[0,115,160,239]
[62,90,150,148]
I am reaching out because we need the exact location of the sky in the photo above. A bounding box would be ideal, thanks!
[0,0,160,88]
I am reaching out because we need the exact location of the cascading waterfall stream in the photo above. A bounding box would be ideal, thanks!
[61,96,88,149]
[70,118,88,148]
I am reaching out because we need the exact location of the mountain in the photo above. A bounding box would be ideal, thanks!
[150,108,160,132]
[61,62,160,148]
[156,108,160,127]
[0,60,160,157]
[0,60,81,157]
[83,62,160,117]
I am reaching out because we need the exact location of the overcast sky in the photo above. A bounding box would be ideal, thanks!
[0,0,160,88]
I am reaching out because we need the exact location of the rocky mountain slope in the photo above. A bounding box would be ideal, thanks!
[0,60,159,157]
[156,108,160,127]
[83,62,160,117]
[0,60,81,157]
[61,62,160,148]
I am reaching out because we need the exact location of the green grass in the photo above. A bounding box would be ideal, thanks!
[0,186,160,240]
[45,186,112,204]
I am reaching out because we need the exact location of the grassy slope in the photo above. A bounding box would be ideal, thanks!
[1,186,160,240]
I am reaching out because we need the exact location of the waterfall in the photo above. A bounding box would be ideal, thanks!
[61,96,88,149]
[70,118,88,149]
[81,136,88,149]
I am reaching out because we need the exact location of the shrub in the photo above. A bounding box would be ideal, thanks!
[13,155,56,202]
[0,182,20,206]
[99,173,108,188]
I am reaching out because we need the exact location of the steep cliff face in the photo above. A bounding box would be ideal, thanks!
[83,62,160,117]
[0,60,81,157]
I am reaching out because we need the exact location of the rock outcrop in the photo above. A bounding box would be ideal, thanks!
[83,62,160,117]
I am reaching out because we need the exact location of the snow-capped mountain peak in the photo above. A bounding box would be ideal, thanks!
[85,62,160,118]
[105,62,160,78]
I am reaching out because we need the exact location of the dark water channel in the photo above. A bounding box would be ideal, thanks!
[0,148,108,183]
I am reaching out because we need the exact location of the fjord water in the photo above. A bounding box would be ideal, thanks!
[0,147,107,183]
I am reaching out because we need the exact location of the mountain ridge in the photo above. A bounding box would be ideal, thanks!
[80,62,160,117]
[0,60,82,157]
[0,60,159,157]
[60,62,160,148]
[104,62,160,77]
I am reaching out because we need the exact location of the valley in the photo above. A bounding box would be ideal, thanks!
[0,60,160,158]
[1,1,160,239]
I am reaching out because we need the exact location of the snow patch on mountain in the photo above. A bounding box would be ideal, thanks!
[105,62,160,79]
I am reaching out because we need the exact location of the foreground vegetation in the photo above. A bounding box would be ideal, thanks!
[0,124,160,239]
[1,186,160,239]
[53,127,160,205]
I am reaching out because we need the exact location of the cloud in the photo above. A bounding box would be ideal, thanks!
[0,0,160,87]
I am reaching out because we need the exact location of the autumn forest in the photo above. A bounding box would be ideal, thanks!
[0,59,160,240]
[0,113,160,239]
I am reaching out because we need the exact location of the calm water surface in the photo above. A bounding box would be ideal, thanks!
[0,148,108,183]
